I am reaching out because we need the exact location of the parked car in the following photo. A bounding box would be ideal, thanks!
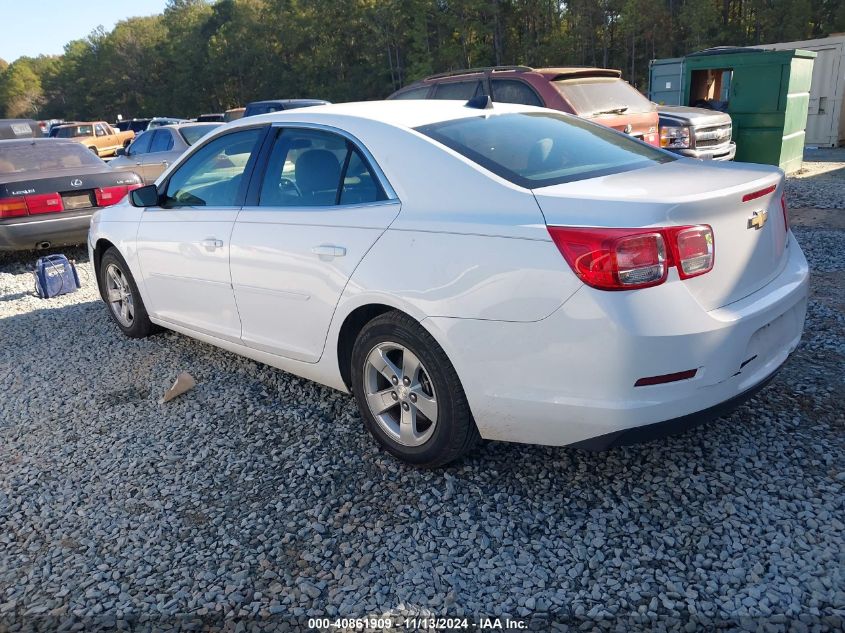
[389,65,660,146]
[110,122,222,184]
[116,118,153,134]
[224,107,245,122]
[47,120,70,137]
[0,119,41,140]
[243,99,329,117]
[195,113,225,123]
[0,138,141,251]
[89,100,807,467]
[657,105,735,160]
[147,117,189,130]
[52,122,135,158]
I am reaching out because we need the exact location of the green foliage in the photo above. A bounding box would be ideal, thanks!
[0,0,838,119]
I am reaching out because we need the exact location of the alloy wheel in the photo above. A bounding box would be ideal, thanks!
[363,342,438,447]
[105,263,134,327]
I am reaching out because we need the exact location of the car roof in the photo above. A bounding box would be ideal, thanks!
[413,65,621,85]
[247,99,329,107]
[228,99,542,131]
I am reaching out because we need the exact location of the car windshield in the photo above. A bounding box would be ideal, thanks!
[553,77,655,117]
[55,125,94,138]
[416,112,674,188]
[179,124,222,146]
[0,142,105,174]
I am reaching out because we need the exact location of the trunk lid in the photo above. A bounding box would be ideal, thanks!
[533,159,789,311]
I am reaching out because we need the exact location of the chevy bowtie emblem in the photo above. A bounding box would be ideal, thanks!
[70,179,83,187]
[747,210,768,230]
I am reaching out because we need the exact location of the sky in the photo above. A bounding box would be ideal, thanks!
[0,0,169,63]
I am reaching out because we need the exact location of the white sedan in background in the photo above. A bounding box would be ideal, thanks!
[88,100,808,467]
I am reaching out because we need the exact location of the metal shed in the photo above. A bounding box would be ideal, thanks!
[648,57,685,105]
[761,35,845,147]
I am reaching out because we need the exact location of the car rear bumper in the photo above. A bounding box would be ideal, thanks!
[672,142,736,161]
[424,233,808,448]
[0,211,93,251]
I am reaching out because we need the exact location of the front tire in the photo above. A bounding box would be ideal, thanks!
[99,249,155,338]
[351,311,479,467]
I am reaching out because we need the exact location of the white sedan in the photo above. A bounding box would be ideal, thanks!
[88,99,808,467]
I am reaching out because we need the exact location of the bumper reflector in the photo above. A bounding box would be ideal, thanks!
[634,369,697,387]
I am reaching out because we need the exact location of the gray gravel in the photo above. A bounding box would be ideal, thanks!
[1,178,844,630]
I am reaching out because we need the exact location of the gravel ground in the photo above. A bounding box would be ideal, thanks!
[1,162,843,632]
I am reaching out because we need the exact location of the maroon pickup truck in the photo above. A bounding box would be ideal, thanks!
[389,65,660,147]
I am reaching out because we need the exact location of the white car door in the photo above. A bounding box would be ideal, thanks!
[230,125,400,363]
[135,126,267,342]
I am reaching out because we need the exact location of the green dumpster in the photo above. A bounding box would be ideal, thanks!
[681,48,816,173]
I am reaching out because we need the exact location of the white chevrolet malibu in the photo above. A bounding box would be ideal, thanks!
[88,99,808,467]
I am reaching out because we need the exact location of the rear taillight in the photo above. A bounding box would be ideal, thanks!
[96,184,139,206]
[25,192,64,215]
[667,225,714,279]
[0,197,28,219]
[781,192,789,233]
[548,225,714,291]
[0,193,65,218]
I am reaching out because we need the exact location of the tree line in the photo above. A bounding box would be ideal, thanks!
[0,0,842,120]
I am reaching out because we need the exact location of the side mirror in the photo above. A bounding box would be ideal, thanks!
[116,147,127,156]
[130,184,160,208]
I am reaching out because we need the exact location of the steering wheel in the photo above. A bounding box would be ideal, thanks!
[278,177,301,198]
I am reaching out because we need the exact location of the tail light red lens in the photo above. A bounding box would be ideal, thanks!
[25,192,64,215]
[0,197,28,219]
[781,192,789,233]
[668,225,714,278]
[548,224,714,291]
[0,193,66,218]
[95,185,130,206]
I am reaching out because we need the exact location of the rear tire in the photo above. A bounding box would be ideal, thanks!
[351,311,479,467]
[99,249,155,339]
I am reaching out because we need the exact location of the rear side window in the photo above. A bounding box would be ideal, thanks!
[432,81,486,100]
[258,128,384,207]
[179,124,222,146]
[491,79,543,107]
[392,86,431,100]
[149,130,175,153]
[416,112,674,188]
[554,77,655,117]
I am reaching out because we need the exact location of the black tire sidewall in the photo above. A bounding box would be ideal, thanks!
[351,314,475,466]
[99,249,153,338]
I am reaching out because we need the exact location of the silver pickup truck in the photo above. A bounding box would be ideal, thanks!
[657,106,735,161]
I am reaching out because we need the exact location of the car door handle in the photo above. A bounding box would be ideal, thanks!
[311,245,346,260]
[201,238,224,250]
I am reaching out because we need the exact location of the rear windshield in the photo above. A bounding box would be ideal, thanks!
[0,142,105,174]
[416,112,673,188]
[55,125,93,138]
[553,77,655,117]
[179,124,222,146]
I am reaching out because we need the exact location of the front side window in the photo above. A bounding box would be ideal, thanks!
[416,112,674,188]
[491,79,543,107]
[95,124,107,137]
[129,131,152,155]
[432,81,486,100]
[149,130,174,153]
[164,128,263,207]
[258,128,384,207]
